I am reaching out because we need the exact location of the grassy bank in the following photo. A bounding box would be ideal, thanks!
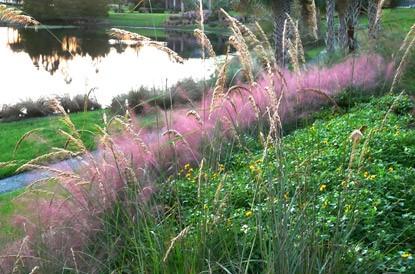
[0,190,23,247]
[0,111,104,179]
[81,94,415,273]
[108,12,227,34]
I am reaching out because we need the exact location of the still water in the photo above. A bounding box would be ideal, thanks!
[0,26,227,106]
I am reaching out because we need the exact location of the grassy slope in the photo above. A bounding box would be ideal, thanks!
[0,111,104,179]
[0,110,162,180]
[169,95,415,273]
[0,190,23,246]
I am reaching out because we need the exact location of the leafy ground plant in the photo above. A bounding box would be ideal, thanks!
[81,94,415,273]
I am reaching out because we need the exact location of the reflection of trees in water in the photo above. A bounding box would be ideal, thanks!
[6,28,227,75]
[165,31,227,58]
[8,28,111,74]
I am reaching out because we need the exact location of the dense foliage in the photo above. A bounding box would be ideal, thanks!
[85,94,415,273]
[23,0,110,21]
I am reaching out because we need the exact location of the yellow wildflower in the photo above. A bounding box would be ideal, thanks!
[401,252,412,259]
[345,204,351,213]
[245,210,253,218]
[185,171,192,179]
[364,171,369,178]
[388,166,394,173]
[323,200,329,208]
[319,184,327,192]
[284,192,289,201]
[184,163,191,170]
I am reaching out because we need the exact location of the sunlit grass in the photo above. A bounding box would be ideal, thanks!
[0,111,104,179]
[108,12,170,28]
[0,190,23,247]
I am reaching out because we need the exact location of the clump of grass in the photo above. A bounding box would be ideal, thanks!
[0,4,39,26]
[0,95,101,122]
[110,79,208,115]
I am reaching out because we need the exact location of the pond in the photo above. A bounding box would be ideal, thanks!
[0,26,228,106]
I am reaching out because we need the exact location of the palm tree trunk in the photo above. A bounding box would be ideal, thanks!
[272,0,292,67]
[345,0,361,52]
[300,0,318,40]
[326,0,336,52]
[368,0,383,39]
[336,0,349,50]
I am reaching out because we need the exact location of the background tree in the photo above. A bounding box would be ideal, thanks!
[299,0,318,40]
[326,0,336,52]
[23,0,55,20]
[336,0,349,50]
[24,0,109,21]
[253,0,292,66]
[345,0,362,52]
[368,0,385,39]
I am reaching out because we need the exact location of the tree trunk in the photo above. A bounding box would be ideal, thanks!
[345,0,361,52]
[272,0,292,67]
[326,0,336,52]
[368,0,383,39]
[208,0,212,11]
[300,0,318,40]
[336,0,349,50]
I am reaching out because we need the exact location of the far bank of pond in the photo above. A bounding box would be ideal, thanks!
[0,26,228,106]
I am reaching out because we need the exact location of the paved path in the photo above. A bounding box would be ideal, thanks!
[0,154,91,194]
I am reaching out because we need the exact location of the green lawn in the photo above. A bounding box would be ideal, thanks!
[0,111,104,179]
[0,190,23,247]
[108,12,228,35]
[0,110,164,180]
[362,8,415,33]
[108,12,170,28]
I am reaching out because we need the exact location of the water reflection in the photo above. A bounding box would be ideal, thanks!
[0,27,226,106]
[8,28,111,74]
[7,28,227,74]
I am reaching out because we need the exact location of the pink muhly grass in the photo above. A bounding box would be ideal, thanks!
[0,53,392,272]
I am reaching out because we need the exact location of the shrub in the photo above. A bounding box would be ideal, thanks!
[110,79,209,115]
[0,95,101,122]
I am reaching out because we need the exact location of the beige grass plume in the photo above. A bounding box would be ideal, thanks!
[284,14,306,73]
[163,226,191,263]
[0,5,39,26]
[109,28,184,63]
[255,21,277,68]
[108,28,152,43]
[220,9,256,85]
[186,110,203,125]
[391,23,415,93]
[209,47,230,119]
[111,116,150,154]
[194,29,216,58]
[220,8,273,77]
